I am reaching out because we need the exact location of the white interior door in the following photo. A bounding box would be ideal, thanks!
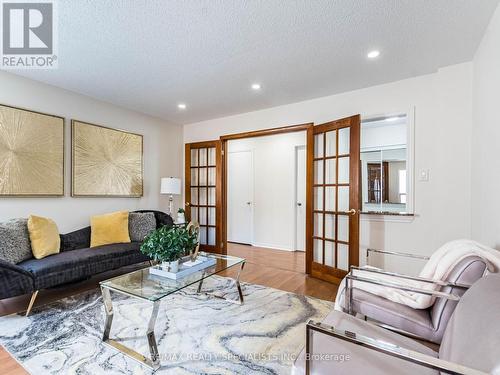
[295,146,306,251]
[227,150,253,244]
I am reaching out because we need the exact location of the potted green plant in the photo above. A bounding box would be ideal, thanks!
[140,224,198,273]
[177,208,186,224]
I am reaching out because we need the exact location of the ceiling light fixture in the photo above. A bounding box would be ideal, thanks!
[367,50,380,59]
[177,103,186,110]
[251,83,261,90]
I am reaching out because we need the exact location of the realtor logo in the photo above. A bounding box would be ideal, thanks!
[1,0,58,69]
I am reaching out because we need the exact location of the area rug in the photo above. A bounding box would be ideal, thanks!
[0,276,333,374]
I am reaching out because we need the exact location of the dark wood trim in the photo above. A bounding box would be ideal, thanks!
[313,117,352,134]
[220,123,313,141]
[185,143,192,220]
[221,122,314,274]
[349,115,361,267]
[305,126,314,274]
[190,165,217,169]
[313,154,350,161]
[221,140,228,255]
[215,140,224,254]
[311,262,347,284]
[313,183,350,187]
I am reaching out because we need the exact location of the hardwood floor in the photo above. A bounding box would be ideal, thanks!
[0,245,338,374]
[222,243,338,301]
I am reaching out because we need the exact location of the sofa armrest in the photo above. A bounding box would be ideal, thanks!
[306,320,487,375]
[0,259,34,299]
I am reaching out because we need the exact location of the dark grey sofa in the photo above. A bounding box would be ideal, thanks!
[0,210,172,314]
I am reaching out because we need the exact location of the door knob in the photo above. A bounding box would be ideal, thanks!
[246,201,251,205]
[344,208,357,216]
[185,202,191,207]
[297,202,302,207]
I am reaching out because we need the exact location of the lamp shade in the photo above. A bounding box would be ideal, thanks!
[160,177,181,195]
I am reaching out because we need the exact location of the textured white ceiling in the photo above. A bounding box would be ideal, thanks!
[11,0,500,124]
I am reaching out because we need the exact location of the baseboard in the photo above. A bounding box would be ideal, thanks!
[250,242,294,251]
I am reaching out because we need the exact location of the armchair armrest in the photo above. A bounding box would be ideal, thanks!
[0,259,34,300]
[350,266,471,290]
[343,273,460,315]
[367,248,430,261]
[305,320,487,375]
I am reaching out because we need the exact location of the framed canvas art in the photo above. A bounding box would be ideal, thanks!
[71,120,143,197]
[0,104,64,196]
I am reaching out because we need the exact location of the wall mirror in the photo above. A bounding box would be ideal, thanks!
[360,113,412,214]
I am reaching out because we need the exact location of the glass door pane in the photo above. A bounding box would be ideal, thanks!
[186,142,220,252]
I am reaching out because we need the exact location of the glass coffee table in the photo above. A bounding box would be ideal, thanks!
[99,252,245,370]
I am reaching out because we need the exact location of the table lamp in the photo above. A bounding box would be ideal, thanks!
[160,177,181,215]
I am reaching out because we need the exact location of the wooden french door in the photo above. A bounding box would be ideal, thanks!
[308,115,361,283]
[185,141,223,254]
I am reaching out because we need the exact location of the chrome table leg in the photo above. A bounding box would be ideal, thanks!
[197,271,206,293]
[101,287,113,340]
[235,261,245,304]
[196,261,245,305]
[101,287,161,370]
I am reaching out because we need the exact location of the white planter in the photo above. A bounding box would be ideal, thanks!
[161,260,179,273]
[177,213,186,224]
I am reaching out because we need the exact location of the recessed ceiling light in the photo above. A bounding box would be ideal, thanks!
[251,83,261,90]
[177,103,186,110]
[367,50,380,59]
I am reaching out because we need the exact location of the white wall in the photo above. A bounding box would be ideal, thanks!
[471,4,500,248]
[185,63,473,275]
[0,72,183,233]
[227,132,306,251]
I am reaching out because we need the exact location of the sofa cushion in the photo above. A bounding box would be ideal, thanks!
[344,288,434,336]
[133,210,174,229]
[28,215,61,259]
[18,242,150,290]
[0,218,32,264]
[90,211,131,248]
[129,212,156,242]
[60,226,91,252]
[292,309,438,375]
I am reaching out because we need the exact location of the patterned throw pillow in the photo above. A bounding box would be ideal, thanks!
[129,212,156,242]
[0,218,33,264]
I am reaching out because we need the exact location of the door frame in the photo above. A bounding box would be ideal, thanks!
[294,145,307,252]
[220,123,314,272]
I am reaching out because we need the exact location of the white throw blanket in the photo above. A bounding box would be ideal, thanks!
[334,239,500,311]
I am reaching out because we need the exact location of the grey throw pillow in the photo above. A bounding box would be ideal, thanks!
[0,218,33,264]
[129,212,156,242]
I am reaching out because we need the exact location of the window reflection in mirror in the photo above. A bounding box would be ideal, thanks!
[361,114,409,214]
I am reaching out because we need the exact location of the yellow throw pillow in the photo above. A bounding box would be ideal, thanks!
[27,215,61,259]
[91,211,131,248]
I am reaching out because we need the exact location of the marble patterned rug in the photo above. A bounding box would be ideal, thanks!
[0,276,333,374]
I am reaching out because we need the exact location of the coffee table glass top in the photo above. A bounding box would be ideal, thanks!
[100,252,245,302]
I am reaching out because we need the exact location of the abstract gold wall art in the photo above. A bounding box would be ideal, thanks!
[71,120,143,197]
[0,104,64,196]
